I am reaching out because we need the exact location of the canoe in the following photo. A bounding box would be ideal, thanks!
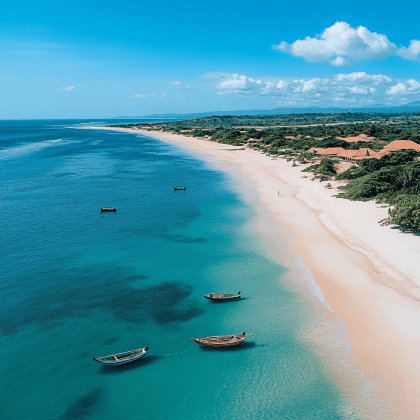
[93,346,149,365]
[191,332,254,348]
[100,207,117,212]
[204,291,241,301]
[173,187,186,190]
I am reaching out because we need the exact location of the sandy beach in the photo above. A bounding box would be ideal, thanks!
[91,127,420,419]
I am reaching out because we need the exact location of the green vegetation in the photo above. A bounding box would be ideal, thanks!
[303,158,337,176]
[390,196,420,229]
[336,166,369,180]
[112,112,420,132]
[337,151,420,207]
[318,139,348,149]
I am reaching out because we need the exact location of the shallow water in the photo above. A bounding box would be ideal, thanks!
[1,120,367,419]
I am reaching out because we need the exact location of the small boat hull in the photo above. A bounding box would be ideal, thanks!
[204,292,241,301]
[173,187,186,190]
[93,346,148,365]
[192,332,252,348]
[100,207,117,212]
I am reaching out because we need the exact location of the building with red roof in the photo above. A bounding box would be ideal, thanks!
[324,147,345,156]
[384,140,420,152]
[337,148,381,162]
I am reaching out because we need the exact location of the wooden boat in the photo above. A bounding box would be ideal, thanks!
[173,187,186,190]
[93,346,148,365]
[191,332,254,348]
[204,291,241,301]
[100,207,117,212]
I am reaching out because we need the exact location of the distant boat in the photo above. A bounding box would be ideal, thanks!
[173,187,186,190]
[204,291,241,301]
[100,207,117,212]
[93,346,149,365]
[191,332,254,348]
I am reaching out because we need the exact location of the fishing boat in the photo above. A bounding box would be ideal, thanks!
[204,291,241,301]
[173,187,186,190]
[191,332,254,348]
[93,346,149,365]
[100,207,117,212]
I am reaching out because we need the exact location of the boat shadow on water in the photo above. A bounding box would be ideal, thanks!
[209,297,248,303]
[99,355,162,374]
[198,341,258,352]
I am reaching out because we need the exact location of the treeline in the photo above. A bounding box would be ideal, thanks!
[131,112,420,129]
[118,112,420,147]
[194,123,420,144]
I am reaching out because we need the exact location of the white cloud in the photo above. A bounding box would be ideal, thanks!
[387,82,406,95]
[57,86,75,91]
[397,40,420,60]
[172,81,182,85]
[407,79,420,91]
[216,72,420,105]
[130,93,155,98]
[273,21,420,66]
[387,79,420,95]
[330,56,350,67]
[348,87,367,95]
[217,74,274,95]
[276,80,289,90]
[334,71,393,85]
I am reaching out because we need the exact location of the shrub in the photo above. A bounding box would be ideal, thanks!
[390,195,420,228]
[303,158,337,176]
[318,138,349,149]
[336,166,369,180]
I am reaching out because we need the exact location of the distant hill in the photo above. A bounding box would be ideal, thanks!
[399,101,420,108]
[113,101,420,120]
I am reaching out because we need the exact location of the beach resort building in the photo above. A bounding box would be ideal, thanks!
[307,147,345,157]
[383,140,420,152]
[336,148,382,162]
[307,140,420,162]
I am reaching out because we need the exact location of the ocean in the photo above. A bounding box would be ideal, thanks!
[0,120,372,419]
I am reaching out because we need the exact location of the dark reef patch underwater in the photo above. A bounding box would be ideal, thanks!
[0,262,203,336]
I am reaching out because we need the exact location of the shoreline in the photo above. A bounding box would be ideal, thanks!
[89,126,420,419]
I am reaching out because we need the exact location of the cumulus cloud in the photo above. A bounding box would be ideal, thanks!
[334,72,392,84]
[397,40,420,60]
[387,79,420,95]
[130,93,154,98]
[57,86,75,91]
[216,72,420,106]
[273,21,420,66]
[218,74,275,95]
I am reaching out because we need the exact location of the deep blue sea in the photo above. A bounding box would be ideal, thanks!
[0,120,375,419]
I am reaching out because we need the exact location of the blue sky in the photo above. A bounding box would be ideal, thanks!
[1,0,420,118]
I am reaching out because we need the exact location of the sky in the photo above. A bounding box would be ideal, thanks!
[1,0,420,119]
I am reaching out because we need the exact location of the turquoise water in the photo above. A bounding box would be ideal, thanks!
[1,120,362,419]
